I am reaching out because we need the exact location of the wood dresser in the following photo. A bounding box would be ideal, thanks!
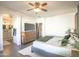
[21,31,36,44]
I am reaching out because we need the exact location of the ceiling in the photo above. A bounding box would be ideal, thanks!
[0,1,79,18]
[3,14,13,25]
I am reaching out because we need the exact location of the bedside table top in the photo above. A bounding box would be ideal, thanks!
[72,48,79,51]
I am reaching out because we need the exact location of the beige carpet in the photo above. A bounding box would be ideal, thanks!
[18,45,42,57]
[3,41,11,46]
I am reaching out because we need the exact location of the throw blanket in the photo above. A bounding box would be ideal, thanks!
[37,36,53,42]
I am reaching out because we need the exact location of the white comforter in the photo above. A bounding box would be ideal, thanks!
[32,37,72,57]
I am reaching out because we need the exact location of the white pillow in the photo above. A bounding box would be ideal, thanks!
[73,35,79,42]
[68,37,75,45]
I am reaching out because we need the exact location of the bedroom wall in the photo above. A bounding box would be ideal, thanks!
[45,13,76,36]
[37,12,76,37]
[13,15,22,45]
[0,15,3,51]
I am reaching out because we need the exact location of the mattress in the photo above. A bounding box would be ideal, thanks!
[32,36,72,56]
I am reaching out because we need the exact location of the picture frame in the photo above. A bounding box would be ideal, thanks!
[13,28,16,36]
[3,25,6,29]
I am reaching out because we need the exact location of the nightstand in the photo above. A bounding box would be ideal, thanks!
[71,48,79,57]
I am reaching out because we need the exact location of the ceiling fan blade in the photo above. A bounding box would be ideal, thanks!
[41,8,47,12]
[29,3,34,6]
[41,3,47,6]
[27,9,33,11]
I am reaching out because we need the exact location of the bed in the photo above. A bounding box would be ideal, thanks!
[31,36,73,57]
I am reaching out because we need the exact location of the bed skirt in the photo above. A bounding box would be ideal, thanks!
[31,46,64,57]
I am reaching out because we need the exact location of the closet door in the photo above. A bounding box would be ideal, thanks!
[39,23,42,37]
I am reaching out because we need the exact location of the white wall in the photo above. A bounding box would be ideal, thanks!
[13,15,21,45]
[0,15,3,51]
[37,12,76,37]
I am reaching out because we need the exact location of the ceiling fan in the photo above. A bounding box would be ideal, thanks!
[27,2,47,12]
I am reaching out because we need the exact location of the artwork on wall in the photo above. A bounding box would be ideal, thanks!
[3,25,6,29]
[13,28,16,36]
[9,25,13,29]
[3,25,13,30]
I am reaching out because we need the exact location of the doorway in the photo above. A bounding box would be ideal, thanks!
[2,14,13,56]
[36,23,42,39]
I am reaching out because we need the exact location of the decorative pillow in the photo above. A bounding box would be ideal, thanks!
[68,37,75,45]
[69,33,79,49]
[61,34,71,46]
[73,35,79,42]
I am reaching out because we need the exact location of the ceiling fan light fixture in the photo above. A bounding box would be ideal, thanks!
[34,8,41,12]
[27,2,47,12]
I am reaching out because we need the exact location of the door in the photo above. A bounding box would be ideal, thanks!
[36,23,42,39]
